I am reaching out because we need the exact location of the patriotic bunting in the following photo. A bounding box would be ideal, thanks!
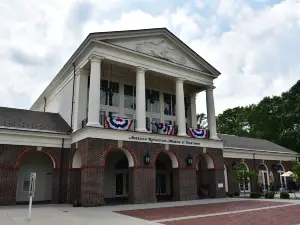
[105,116,133,131]
[154,122,174,135]
[187,128,209,139]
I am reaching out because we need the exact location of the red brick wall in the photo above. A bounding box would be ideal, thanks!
[0,144,70,206]
[224,158,293,193]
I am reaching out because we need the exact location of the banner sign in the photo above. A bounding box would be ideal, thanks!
[154,123,174,135]
[128,135,203,147]
[105,117,133,131]
[29,173,36,197]
[187,128,209,139]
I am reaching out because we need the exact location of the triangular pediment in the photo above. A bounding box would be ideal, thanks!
[91,28,220,76]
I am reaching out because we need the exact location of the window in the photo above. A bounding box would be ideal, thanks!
[277,165,287,190]
[146,117,160,133]
[238,164,250,192]
[164,93,176,116]
[100,80,119,107]
[124,85,136,109]
[146,89,160,113]
[22,172,31,192]
[260,164,269,191]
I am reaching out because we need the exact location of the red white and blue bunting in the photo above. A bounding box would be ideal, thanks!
[154,122,174,135]
[105,116,133,131]
[187,128,208,139]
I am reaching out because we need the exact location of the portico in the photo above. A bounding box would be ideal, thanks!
[73,53,219,142]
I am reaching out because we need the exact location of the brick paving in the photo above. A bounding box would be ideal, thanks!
[162,204,300,225]
[115,200,289,221]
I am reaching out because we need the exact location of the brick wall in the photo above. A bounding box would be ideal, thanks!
[224,158,293,193]
[74,137,225,206]
[0,144,70,206]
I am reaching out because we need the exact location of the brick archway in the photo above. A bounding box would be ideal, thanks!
[153,150,180,168]
[15,148,59,169]
[102,145,137,168]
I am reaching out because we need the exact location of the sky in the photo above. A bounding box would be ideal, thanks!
[0,0,299,115]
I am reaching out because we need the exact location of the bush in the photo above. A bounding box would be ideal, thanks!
[264,191,275,199]
[234,192,240,196]
[250,192,261,198]
[280,192,290,199]
[227,192,234,197]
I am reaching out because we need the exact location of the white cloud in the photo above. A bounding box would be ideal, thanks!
[0,0,299,119]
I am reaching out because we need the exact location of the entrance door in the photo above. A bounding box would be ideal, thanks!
[44,173,53,201]
[115,173,124,196]
[156,173,167,195]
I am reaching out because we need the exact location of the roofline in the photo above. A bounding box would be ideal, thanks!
[31,27,221,109]
[224,146,298,155]
[0,126,71,135]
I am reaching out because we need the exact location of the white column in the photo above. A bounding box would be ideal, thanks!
[175,78,187,136]
[86,55,104,127]
[119,80,125,117]
[190,93,197,128]
[206,86,218,139]
[73,69,88,131]
[135,67,147,132]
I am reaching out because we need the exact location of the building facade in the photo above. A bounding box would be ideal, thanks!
[0,28,297,206]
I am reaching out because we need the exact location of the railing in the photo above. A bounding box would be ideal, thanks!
[82,115,209,139]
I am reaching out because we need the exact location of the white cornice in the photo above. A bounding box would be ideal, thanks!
[0,129,71,148]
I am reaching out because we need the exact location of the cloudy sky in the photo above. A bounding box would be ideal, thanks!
[0,0,299,115]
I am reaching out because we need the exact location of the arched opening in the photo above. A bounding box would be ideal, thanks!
[277,164,287,191]
[16,151,54,203]
[69,149,83,203]
[196,153,215,198]
[104,148,131,204]
[238,163,251,193]
[72,150,82,168]
[224,164,228,193]
[155,152,175,202]
[259,164,269,191]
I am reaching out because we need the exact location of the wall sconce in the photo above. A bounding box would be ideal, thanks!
[232,161,237,169]
[144,151,151,165]
[186,153,193,166]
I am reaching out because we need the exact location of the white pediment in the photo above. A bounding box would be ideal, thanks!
[101,35,212,74]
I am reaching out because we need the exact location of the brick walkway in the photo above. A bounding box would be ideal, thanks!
[162,204,300,225]
[116,200,289,221]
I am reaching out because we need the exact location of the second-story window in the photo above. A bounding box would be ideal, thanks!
[100,80,119,107]
[164,93,176,116]
[124,84,136,110]
[146,89,160,113]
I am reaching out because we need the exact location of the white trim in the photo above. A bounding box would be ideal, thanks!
[223,148,297,161]
[72,127,224,149]
[224,146,297,155]
[0,129,71,148]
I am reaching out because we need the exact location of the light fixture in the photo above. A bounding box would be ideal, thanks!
[144,151,151,165]
[186,153,193,166]
[232,161,237,169]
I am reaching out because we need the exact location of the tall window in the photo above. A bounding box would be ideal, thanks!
[22,172,31,192]
[146,89,160,113]
[260,164,269,191]
[100,80,120,107]
[277,165,287,191]
[164,93,176,116]
[124,85,136,110]
[239,163,250,192]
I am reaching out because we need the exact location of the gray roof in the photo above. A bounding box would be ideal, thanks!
[0,107,71,134]
[218,133,296,154]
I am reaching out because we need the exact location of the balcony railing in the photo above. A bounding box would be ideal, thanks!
[82,115,209,139]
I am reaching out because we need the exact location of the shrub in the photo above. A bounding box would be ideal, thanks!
[264,191,275,199]
[227,192,234,197]
[280,192,290,199]
[234,192,240,196]
[250,192,261,198]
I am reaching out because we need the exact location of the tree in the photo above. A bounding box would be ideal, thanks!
[216,79,300,153]
[196,113,207,129]
[232,164,256,196]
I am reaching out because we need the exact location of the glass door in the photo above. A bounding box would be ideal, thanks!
[115,173,124,196]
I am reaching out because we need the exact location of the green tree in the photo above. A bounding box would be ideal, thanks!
[232,164,256,196]
[196,113,207,129]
